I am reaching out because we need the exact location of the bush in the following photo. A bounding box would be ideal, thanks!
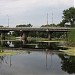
[68,28,75,46]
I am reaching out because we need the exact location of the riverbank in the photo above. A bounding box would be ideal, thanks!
[60,47,75,56]
[0,49,65,56]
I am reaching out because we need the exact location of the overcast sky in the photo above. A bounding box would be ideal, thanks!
[0,0,74,27]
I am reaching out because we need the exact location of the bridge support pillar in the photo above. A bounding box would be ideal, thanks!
[48,32,52,40]
[1,32,5,40]
[22,32,28,42]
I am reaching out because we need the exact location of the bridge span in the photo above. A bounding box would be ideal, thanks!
[0,27,70,32]
[0,27,71,41]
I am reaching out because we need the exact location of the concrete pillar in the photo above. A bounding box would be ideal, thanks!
[22,40,27,45]
[47,42,51,49]
[22,32,28,42]
[0,40,5,52]
[48,32,52,40]
[1,32,5,40]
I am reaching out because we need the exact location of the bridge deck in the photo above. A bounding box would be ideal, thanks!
[0,27,70,32]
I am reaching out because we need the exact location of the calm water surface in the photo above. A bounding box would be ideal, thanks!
[0,40,75,75]
[0,51,75,75]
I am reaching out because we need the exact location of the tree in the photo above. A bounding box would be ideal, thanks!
[16,24,32,27]
[68,29,75,46]
[62,7,75,27]
[41,24,56,27]
[0,25,3,27]
[57,20,67,27]
[58,54,75,74]
[27,24,32,27]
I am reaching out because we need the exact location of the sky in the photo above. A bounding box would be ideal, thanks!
[0,0,74,27]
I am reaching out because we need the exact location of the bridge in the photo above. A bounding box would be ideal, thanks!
[0,27,70,32]
[0,27,71,41]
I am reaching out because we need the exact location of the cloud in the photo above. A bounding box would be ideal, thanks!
[0,0,37,15]
[0,0,73,15]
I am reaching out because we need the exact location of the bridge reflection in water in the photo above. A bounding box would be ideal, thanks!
[0,40,66,50]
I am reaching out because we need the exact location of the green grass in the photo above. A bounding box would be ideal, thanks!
[68,29,75,41]
[0,50,31,56]
[0,51,17,56]
[67,28,75,46]
[27,37,49,41]
[37,40,65,42]
[0,35,16,40]
[28,37,66,42]
[60,47,75,56]
[0,52,16,56]
[6,36,16,40]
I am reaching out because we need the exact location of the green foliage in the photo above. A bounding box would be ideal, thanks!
[58,54,75,74]
[0,25,3,27]
[68,28,75,46]
[16,24,32,27]
[41,24,57,27]
[12,31,20,36]
[57,20,66,27]
[62,7,75,27]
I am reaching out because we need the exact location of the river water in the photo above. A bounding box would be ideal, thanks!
[0,40,75,75]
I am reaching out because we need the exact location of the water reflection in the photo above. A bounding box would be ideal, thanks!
[0,40,62,50]
[0,55,12,67]
[9,56,12,67]
[58,54,75,74]
[46,49,48,70]
[0,56,5,64]
[0,41,64,50]
[0,50,75,74]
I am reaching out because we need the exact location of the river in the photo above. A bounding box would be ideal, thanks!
[0,40,75,75]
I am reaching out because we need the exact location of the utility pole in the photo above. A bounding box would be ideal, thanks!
[47,13,48,25]
[52,12,53,27]
[7,15,9,27]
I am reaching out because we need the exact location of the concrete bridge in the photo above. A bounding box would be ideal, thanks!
[0,27,70,41]
[0,27,70,31]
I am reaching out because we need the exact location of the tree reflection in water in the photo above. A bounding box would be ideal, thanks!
[58,54,75,74]
[0,40,60,49]
[0,56,5,64]
[0,55,12,67]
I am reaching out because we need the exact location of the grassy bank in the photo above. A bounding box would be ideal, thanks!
[0,50,31,56]
[60,47,75,56]
[59,28,75,56]
[67,28,75,46]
